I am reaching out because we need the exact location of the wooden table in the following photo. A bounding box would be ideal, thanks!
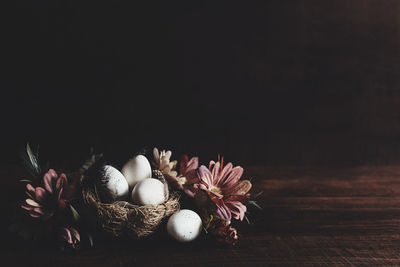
[2,166,400,266]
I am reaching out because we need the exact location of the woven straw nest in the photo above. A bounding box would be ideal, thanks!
[82,170,180,239]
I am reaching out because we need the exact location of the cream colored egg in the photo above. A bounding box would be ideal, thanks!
[167,209,202,242]
[103,165,129,201]
[122,155,152,189]
[131,178,166,205]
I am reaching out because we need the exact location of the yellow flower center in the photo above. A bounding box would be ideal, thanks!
[211,186,222,195]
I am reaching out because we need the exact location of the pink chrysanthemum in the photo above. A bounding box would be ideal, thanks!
[194,158,252,222]
[21,169,67,220]
[178,154,199,194]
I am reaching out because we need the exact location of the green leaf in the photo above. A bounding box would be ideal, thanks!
[26,143,40,174]
[244,214,251,224]
[247,200,262,210]
[70,205,81,221]
[252,190,264,199]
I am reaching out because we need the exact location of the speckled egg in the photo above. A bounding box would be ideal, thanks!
[121,155,152,189]
[131,178,166,205]
[102,165,129,201]
[167,209,202,242]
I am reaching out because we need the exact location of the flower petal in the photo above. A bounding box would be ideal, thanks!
[165,150,172,160]
[211,161,220,186]
[187,157,199,171]
[224,180,252,196]
[216,201,232,222]
[48,169,58,177]
[44,172,54,193]
[35,187,46,202]
[32,207,45,215]
[219,166,244,189]
[183,186,197,198]
[29,211,42,218]
[26,184,36,199]
[209,160,216,170]
[153,147,160,161]
[21,204,33,211]
[198,166,213,188]
[58,187,64,200]
[179,155,189,174]
[216,162,233,185]
[226,200,247,221]
[56,176,65,191]
[26,198,41,207]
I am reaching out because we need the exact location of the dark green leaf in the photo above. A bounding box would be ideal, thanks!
[252,190,264,199]
[26,143,40,174]
[247,200,262,210]
[244,214,251,224]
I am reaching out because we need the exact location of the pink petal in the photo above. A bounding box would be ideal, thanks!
[208,160,216,170]
[56,175,66,191]
[185,170,199,184]
[198,184,208,191]
[29,211,41,218]
[187,157,199,171]
[26,184,36,199]
[216,162,233,185]
[216,201,232,222]
[21,204,33,211]
[183,187,196,198]
[211,162,220,186]
[26,184,35,193]
[26,198,41,207]
[220,166,244,189]
[179,155,189,174]
[48,169,58,177]
[215,162,232,186]
[44,173,54,193]
[35,187,46,202]
[226,200,247,221]
[58,187,64,200]
[198,166,213,188]
[32,207,45,215]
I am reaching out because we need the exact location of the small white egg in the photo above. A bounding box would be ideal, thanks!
[131,178,166,205]
[103,165,129,201]
[167,209,202,242]
[122,155,152,189]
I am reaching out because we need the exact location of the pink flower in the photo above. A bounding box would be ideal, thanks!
[195,159,252,222]
[178,155,199,195]
[216,225,240,246]
[58,227,80,251]
[21,169,67,220]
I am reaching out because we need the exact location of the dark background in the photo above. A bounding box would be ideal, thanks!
[2,1,400,168]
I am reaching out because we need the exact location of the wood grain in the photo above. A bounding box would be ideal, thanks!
[2,166,400,266]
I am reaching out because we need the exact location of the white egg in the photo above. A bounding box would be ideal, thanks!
[167,209,202,242]
[131,178,166,205]
[122,155,152,189]
[103,165,129,201]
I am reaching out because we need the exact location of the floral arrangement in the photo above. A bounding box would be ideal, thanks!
[10,144,261,251]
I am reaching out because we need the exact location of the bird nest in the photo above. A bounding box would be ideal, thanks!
[82,170,180,239]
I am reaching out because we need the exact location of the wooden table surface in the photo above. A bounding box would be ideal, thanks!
[3,166,400,266]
